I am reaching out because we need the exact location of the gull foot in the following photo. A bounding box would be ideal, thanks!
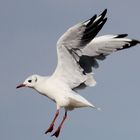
[45,124,54,134]
[51,127,61,138]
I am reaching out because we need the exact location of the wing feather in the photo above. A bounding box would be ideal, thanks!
[52,10,107,90]
[82,34,140,57]
[52,9,140,91]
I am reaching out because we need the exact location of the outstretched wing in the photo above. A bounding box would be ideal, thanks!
[52,9,140,91]
[52,9,107,90]
[80,34,140,72]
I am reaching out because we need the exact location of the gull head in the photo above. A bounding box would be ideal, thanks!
[16,75,40,89]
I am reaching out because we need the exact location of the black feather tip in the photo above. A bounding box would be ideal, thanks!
[115,34,128,38]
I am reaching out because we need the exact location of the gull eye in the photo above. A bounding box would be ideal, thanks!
[28,80,32,83]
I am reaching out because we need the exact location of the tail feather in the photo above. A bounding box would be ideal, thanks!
[68,92,98,109]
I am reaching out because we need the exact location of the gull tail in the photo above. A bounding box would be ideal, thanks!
[69,92,100,110]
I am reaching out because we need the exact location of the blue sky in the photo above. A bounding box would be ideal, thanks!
[0,0,140,140]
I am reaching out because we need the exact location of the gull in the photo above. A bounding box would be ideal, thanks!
[16,9,140,137]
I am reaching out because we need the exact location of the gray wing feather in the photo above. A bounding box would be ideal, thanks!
[52,10,107,90]
[52,9,140,91]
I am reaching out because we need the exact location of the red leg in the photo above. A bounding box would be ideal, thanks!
[52,111,67,138]
[45,109,59,134]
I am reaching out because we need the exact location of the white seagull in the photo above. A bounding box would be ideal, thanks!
[17,9,140,137]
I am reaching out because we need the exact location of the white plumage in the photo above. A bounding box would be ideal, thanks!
[17,9,140,137]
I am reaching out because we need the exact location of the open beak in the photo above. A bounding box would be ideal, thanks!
[16,84,26,88]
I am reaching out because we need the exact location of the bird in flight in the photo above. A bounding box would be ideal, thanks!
[17,9,140,137]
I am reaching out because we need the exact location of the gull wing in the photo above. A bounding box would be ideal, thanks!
[52,9,107,90]
[52,9,140,91]
[80,34,140,71]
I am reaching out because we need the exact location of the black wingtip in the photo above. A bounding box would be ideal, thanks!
[103,17,108,23]
[115,34,128,38]
[91,14,97,21]
[117,39,140,51]
[85,14,97,26]
[100,9,107,17]
[84,9,107,27]
[100,17,107,27]
[130,39,140,46]
[115,34,140,45]
[97,9,107,22]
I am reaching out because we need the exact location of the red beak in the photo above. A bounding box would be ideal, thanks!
[16,84,26,88]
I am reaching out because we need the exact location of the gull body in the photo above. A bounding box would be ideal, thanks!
[17,9,140,137]
[23,74,95,110]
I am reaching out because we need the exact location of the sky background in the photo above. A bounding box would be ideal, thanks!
[0,0,140,140]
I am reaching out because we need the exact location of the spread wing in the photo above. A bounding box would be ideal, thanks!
[80,34,140,71]
[52,9,140,91]
[52,9,107,90]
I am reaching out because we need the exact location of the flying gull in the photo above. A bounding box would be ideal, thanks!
[16,9,140,137]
